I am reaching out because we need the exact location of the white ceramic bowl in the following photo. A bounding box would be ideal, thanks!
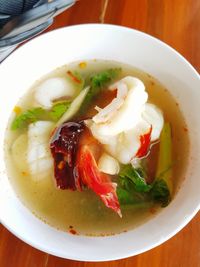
[0,24,200,261]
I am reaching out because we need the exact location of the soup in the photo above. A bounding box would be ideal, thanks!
[4,60,189,236]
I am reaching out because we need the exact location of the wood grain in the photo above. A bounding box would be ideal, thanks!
[0,0,200,266]
[105,0,200,71]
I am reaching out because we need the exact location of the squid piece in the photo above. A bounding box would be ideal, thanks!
[91,76,148,136]
[103,121,152,164]
[87,76,164,164]
[142,103,164,141]
[35,77,76,109]
[27,121,54,179]
[93,82,128,124]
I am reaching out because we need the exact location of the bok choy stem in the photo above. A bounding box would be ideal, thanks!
[156,122,173,194]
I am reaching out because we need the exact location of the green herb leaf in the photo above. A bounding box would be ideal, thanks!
[50,101,71,121]
[119,165,152,193]
[116,165,152,206]
[90,68,121,88]
[117,187,146,205]
[11,101,71,130]
[79,68,121,114]
[11,107,46,130]
[151,179,170,207]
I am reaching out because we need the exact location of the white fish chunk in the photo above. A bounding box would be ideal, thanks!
[98,153,120,175]
[27,121,54,180]
[35,77,76,109]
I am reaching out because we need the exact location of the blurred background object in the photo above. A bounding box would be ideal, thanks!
[0,0,75,62]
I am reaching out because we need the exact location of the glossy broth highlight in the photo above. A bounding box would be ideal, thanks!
[4,60,189,235]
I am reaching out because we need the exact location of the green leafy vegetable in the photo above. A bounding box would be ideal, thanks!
[151,179,170,207]
[119,165,152,193]
[116,165,152,206]
[116,124,173,208]
[90,68,121,88]
[79,68,121,114]
[11,101,71,130]
[117,186,147,206]
[11,107,46,130]
[50,101,71,121]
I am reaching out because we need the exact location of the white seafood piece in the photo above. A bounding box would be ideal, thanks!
[142,103,164,141]
[89,120,117,146]
[11,134,28,172]
[98,153,120,175]
[99,110,163,164]
[91,77,148,136]
[90,120,151,164]
[104,120,151,164]
[35,77,76,109]
[116,121,150,163]
[93,82,128,124]
[27,121,54,180]
[87,76,164,165]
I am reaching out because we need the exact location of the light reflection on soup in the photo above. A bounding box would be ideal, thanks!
[4,60,189,236]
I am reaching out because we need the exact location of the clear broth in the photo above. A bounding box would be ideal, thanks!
[4,60,189,236]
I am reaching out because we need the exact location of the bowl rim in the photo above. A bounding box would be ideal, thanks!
[0,23,200,261]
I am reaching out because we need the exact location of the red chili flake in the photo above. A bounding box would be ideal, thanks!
[67,70,81,84]
[183,127,188,132]
[150,81,155,86]
[149,207,157,214]
[135,126,152,158]
[69,229,77,235]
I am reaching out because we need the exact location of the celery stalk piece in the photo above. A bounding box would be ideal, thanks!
[56,86,90,127]
[156,122,173,194]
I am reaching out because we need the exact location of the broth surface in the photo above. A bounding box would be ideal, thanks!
[4,60,189,235]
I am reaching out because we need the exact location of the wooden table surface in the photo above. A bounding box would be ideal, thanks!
[0,0,200,266]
